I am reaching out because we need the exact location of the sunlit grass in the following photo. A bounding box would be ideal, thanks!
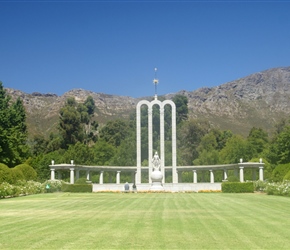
[0,193,290,249]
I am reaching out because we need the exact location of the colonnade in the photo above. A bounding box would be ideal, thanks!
[177,165,264,184]
[50,163,264,185]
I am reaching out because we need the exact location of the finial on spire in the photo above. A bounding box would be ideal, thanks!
[153,67,159,100]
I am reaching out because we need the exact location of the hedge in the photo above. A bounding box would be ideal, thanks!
[222,182,254,193]
[61,183,92,193]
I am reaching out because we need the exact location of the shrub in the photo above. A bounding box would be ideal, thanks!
[0,180,44,198]
[0,163,11,183]
[14,164,37,181]
[283,170,290,181]
[75,178,88,184]
[62,183,92,192]
[0,182,14,198]
[10,168,25,184]
[43,180,63,192]
[226,176,240,182]
[254,180,267,192]
[271,163,290,182]
[265,181,290,196]
[222,182,254,193]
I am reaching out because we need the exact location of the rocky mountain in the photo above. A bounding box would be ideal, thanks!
[5,66,290,137]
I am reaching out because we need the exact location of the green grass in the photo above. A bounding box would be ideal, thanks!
[1,193,290,249]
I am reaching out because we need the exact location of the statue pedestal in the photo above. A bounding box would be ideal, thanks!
[150,170,164,191]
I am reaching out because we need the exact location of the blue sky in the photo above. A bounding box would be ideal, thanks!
[1,0,290,98]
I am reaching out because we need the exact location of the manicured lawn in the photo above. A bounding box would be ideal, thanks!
[0,192,290,249]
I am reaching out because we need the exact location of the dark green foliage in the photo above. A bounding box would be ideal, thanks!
[226,176,240,182]
[63,142,94,165]
[75,178,88,184]
[91,139,115,165]
[177,119,210,165]
[222,182,254,193]
[59,97,83,147]
[30,134,49,156]
[0,163,10,183]
[10,168,25,184]
[219,135,254,163]
[109,137,135,166]
[247,127,269,155]
[275,126,290,164]
[172,95,188,124]
[61,183,92,192]
[283,170,290,181]
[30,150,66,181]
[271,163,290,182]
[57,95,98,148]
[0,82,29,167]
[99,119,130,147]
[14,164,37,181]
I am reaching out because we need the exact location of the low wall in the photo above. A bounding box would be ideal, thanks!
[92,183,221,192]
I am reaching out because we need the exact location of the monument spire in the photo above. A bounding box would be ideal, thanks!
[153,67,159,100]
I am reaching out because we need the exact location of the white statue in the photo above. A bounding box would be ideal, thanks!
[152,152,161,171]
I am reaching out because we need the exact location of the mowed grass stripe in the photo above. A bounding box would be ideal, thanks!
[1,193,290,249]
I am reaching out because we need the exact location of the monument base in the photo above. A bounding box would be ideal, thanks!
[150,169,164,191]
[150,182,164,191]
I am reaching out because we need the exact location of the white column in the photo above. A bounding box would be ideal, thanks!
[136,103,141,184]
[99,171,103,184]
[210,170,214,183]
[259,166,264,181]
[171,102,177,184]
[193,170,197,184]
[160,106,165,183]
[76,170,80,180]
[148,106,153,184]
[86,170,90,181]
[116,171,120,184]
[202,171,205,182]
[239,166,244,183]
[178,170,182,183]
[50,168,55,180]
[223,169,228,180]
[70,168,74,184]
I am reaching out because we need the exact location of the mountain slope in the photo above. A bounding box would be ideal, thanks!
[181,67,290,135]
[5,66,290,137]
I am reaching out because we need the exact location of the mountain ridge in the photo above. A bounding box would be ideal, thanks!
[5,66,290,137]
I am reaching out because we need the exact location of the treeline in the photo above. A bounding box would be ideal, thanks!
[1,81,290,183]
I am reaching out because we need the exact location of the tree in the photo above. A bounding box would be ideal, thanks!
[58,97,83,148]
[177,119,210,165]
[79,96,98,145]
[193,132,220,165]
[0,82,29,167]
[30,149,66,181]
[275,125,290,164]
[92,140,116,165]
[99,119,130,147]
[219,135,254,164]
[172,95,188,125]
[63,142,94,165]
[247,127,269,155]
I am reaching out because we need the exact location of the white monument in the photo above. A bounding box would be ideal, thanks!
[136,68,177,185]
[150,152,164,190]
